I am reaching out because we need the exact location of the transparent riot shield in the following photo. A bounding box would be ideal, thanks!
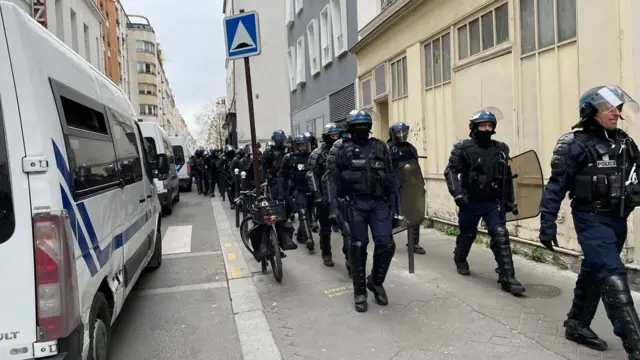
[505,150,544,222]
[393,160,426,234]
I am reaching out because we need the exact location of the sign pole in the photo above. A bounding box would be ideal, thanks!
[237,9,262,197]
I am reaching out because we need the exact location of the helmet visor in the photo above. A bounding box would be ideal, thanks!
[587,86,640,117]
[391,128,409,143]
[471,106,503,122]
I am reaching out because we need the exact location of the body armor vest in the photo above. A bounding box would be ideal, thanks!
[460,140,507,202]
[340,140,390,197]
[290,153,310,189]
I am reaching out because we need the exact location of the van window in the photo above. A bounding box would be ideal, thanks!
[144,137,157,160]
[0,100,15,244]
[58,96,119,197]
[108,109,143,185]
[172,145,185,165]
[164,139,175,165]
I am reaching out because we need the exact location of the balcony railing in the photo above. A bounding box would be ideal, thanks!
[381,0,398,11]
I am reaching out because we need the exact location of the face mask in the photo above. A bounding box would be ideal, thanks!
[352,128,370,141]
[475,131,492,142]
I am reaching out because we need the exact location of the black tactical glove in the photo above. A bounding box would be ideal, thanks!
[454,194,469,209]
[328,208,343,228]
[539,233,558,251]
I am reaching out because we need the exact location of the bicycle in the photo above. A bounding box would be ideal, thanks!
[238,182,287,282]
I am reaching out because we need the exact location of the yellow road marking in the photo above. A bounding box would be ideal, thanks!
[227,252,237,261]
[231,268,242,278]
[223,242,233,248]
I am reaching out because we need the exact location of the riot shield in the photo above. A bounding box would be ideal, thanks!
[505,150,544,222]
[393,160,426,234]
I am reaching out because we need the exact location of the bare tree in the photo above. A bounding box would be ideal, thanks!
[195,100,226,149]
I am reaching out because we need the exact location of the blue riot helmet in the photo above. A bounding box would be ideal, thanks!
[389,122,410,144]
[293,134,311,154]
[468,106,502,141]
[224,144,236,158]
[322,122,342,147]
[271,129,287,147]
[304,132,318,149]
[346,109,373,141]
[237,147,246,157]
[573,85,640,130]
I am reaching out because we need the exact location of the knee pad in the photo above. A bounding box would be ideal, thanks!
[602,275,634,308]
[374,240,396,255]
[491,226,509,245]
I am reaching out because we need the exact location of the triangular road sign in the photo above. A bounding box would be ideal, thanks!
[231,21,255,51]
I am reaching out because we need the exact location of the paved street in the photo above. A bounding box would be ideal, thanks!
[110,189,634,360]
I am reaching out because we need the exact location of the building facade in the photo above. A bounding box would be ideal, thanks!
[353,0,640,264]
[10,0,105,72]
[96,0,132,100]
[287,0,358,136]
[223,0,292,148]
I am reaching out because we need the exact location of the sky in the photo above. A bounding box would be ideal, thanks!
[121,0,227,138]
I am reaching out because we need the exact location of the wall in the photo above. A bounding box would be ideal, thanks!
[291,97,330,136]
[356,0,379,33]
[355,0,640,259]
[288,0,358,128]
[228,0,292,146]
[11,0,104,72]
[97,0,119,83]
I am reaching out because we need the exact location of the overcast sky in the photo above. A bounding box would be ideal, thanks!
[122,0,226,138]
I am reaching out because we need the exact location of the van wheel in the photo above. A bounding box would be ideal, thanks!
[163,200,173,215]
[147,227,162,270]
[185,181,192,192]
[87,292,111,360]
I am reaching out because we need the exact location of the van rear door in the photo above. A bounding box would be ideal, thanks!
[0,5,37,358]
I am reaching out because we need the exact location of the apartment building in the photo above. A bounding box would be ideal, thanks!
[353,0,640,264]
[96,0,132,100]
[287,0,357,136]
[9,0,105,72]
[223,0,291,148]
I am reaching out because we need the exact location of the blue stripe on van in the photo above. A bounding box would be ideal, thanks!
[53,140,155,277]
[176,164,184,172]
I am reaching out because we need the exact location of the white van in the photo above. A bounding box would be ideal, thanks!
[138,122,180,214]
[169,136,192,191]
[0,2,163,359]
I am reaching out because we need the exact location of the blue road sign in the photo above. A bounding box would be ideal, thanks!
[224,11,261,60]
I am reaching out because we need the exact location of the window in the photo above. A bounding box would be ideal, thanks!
[83,24,90,62]
[424,33,451,88]
[306,19,320,76]
[108,109,143,184]
[136,40,156,54]
[138,83,157,95]
[319,5,333,66]
[295,0,303,14]
[374,64,386,97]
[137,62,156,74]
[139,104,158,116]
[520,0,576,55]
[390,56,408,99]
[287,46,297,91]
[70,9,78,52]
[172,145,185,165]
[457,3,509,60]
[329,0,348,56]
[296,36,306,84]
[58,97,119,197]
[0,99,15,244]
[285,0,294,26]
[292,124,300,136]
[361,78,372,106]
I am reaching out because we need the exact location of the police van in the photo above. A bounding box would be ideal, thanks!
[0,2,163,359]
[169,136,192,192]
[139,122,180,214]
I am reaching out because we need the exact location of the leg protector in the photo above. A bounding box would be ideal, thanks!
[453,233,474,275]
[602,275,640,357]
[299,209,315,251]
[565,273,607,351]
[489,227,525,295]
[350,240,368,313]
[319,226,334,266]
[367,241,396,306]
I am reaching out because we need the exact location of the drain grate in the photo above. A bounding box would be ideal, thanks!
[522,284,562,299]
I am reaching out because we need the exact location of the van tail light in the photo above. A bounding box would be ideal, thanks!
[186,164,191,173]
[33,210,80,341]
[163,183,169,189]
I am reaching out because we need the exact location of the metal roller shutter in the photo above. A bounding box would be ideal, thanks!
[329,83,355,124]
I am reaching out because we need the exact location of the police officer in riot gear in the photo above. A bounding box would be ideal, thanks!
[388,122,426,255]
[539,85,640,358]
[279,135,315,251]
[307,123,345,267]
[322,109,398,313]
[221,145,236,205]
[262,130,288,199]
[444,107,525,296]
[305,132,318,150]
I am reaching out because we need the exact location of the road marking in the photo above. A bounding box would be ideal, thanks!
[211,198,282,360]
[162,225,192,255]
[224,242,233,248]
[162,250,221,259]
[323,284,354,298]
[136,281,227,296]
[228,252,237,261]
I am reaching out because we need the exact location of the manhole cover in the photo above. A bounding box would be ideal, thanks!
[522,284,562,299]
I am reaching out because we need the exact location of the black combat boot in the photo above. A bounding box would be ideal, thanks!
[319,227,334,267]
[601,275,640,359]
[490,227,525,295]
[367,241,396,306]
[453,233,473,275]
[564,272,608,351]
[299,210,315,252]
[350,241,368,313]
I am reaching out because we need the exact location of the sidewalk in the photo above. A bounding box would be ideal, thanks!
[218,200,631,360]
